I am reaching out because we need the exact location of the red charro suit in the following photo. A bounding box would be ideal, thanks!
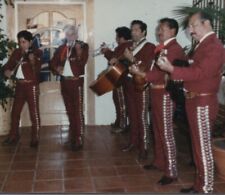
[146,39,186,178]
[3,48,42,143]
[104,44,128,129]
[171,33,224,193]
[50,42,89,146]
[124,40,155,155]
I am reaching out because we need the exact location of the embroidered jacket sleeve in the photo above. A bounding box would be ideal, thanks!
[145,41,185,83]
[104,43,129,61]
[171,42,223,82]
[3,49,21,71]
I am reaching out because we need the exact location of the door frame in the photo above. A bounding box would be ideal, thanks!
[12,0,95,125]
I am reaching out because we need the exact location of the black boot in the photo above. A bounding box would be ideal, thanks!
[143,164,158,170]
[157,176,177,185]
[122,144,134,152]
[71,142,83,152]
[180,187,198,193]
[2,136,19,146]
[138,150,148,160]
[30,139,39,148]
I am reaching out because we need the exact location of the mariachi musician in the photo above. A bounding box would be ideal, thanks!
[157,11,225,193]
[2,30,43,148]
[50,25,89,152]
[130,18,186,185]
[119,20,155,160]
[101,26,131,133]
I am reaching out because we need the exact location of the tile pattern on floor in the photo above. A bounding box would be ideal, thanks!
[0,125,224,193]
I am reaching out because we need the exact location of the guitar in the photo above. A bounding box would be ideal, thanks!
[89,58,129,96]
[90,39,149,95]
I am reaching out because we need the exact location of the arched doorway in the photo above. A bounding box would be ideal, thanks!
[10,1,95,126]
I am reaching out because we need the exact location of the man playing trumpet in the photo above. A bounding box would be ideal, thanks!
[101,26,131,133]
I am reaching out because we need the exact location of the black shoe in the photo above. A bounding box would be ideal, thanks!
[157,176,177,185]
[75,144,83,151]
[70,141,76,150]
[143,164,158,170]
[63,140,74,150]
[120,126,130,134]
[138,150,148,160]
[180,187,198,193]
[2,137,19,146]
[111,127,124,134]
[122,144,134,152]
[64,140,71,146]
[30,140,39,148]
[71,143,83,152]
[110,122,119,128]
[188,160,195,167]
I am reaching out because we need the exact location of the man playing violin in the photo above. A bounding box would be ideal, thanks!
[2,30,43,148]
[50,25,89,151]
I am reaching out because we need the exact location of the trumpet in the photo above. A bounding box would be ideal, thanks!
[92,42,116,57]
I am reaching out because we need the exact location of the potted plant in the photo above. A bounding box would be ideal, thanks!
[173,2,225,180]
[0,1,17,135]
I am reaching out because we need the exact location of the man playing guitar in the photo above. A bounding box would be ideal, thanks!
[120,20,155,160]
[101,26,131,134]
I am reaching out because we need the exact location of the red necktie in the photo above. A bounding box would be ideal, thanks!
[154,43,164,54]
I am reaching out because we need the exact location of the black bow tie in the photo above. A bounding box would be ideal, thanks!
[188,41,199,57]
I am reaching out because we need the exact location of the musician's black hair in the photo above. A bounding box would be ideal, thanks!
[115,26,131,40]
[130,20,147,36]
[159,18,179,36]
[183,9,214,29]
[192,10,214,27]
[17,30,33,42]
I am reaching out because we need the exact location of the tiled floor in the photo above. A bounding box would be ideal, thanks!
[0,125,224,193]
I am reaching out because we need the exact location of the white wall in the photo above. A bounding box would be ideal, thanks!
[0,1,7,33]
[218,77,225,105]
[1,0,193,125]
[94,0,192,124]
[0,2,8,65]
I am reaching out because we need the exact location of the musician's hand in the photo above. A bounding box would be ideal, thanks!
[129,65,139,75]
[124,48,134,62]
[4,70,13,78]
[157,56,174,73]
[28,53,35,64]
[56,66,64,75]
[109,58,118,66]
[129,65,146,78]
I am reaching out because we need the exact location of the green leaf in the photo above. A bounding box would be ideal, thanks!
[173,5,225,44]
